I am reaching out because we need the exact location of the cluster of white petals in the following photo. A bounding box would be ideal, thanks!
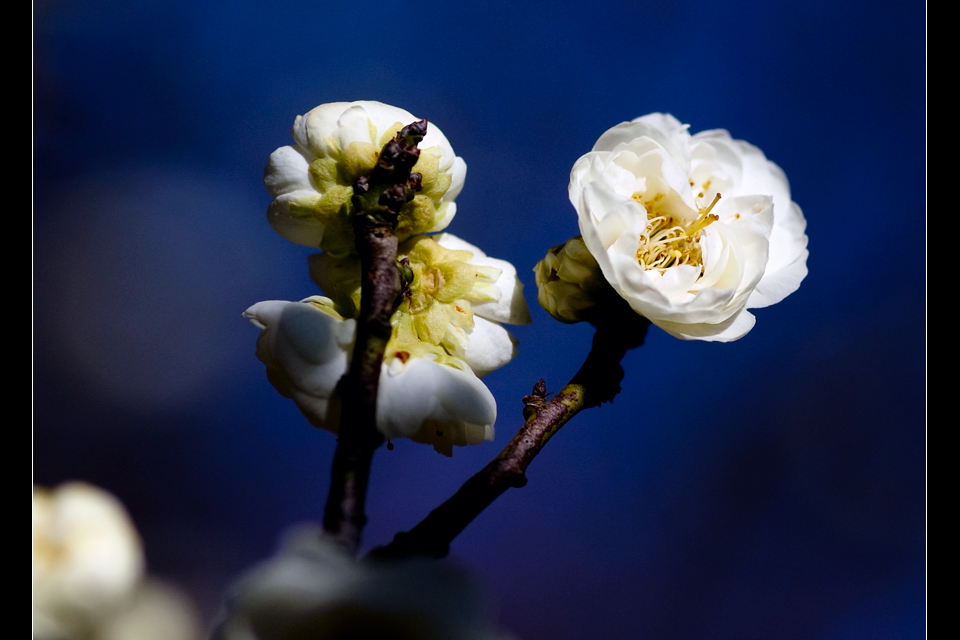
[245,296,497,455]
[255,101,530,454]
[570,113,808,341]
[393,233,531,378]
[33,483,201,640]
[245,235,529,455]
[264,101,466,253]
[213,526,516,640]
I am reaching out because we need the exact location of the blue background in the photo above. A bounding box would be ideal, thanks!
[34,1,925,638]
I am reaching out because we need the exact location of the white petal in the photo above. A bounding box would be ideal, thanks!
[462,317,518,378]
[376,357,496,456]
[334,104,381,150]
[747,247,809,309]
[433,233,532,325]
[593,118,691,169]
[655,264,701,299]
[654,309,756,342]
[429,201,457,233]
[263,146,315,197]
[762,200,809,281]
[243,300,353,432]
[266,198,326,248]
[443,156,467,202]
[300,102,352,156]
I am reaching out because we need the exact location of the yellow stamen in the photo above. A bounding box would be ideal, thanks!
[634,191,722,271]
[702,192,721,215]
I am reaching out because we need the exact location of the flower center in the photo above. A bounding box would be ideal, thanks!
[418,266,445,299]
[633,192,720,270]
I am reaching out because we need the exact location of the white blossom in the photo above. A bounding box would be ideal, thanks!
[264,101,466,253]
[245,235,529,455]
[245,296,497,456]
[244,297,356,433]
[391,233,531,378]
[98,580,203,640]
[33,483,202,640]
[213,526,517,640]
[570,113,808,341]
[33,483,145,640]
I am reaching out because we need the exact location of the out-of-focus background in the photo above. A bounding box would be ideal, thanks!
[34,1,925,637]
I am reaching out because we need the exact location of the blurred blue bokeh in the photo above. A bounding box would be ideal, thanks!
[34,0,925,638]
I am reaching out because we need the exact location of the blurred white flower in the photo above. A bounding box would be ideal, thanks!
[33,482,201,640]
[33,482,144,640]
[246,234,530,455]
[570,113,808,341]
[213,526,518,640]
[264,101,467,253]
[98,580,203,640]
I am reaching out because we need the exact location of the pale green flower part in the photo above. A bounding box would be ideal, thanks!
[213,525,519,640]
[393,233,531,378]
[33,482,145,640]
[533,235,610,323]
[244,296,499,455]
[570,113,808,341]
[308,233,531,378]
[264,101,467,253]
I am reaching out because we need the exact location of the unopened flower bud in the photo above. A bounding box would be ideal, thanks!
[534,236,610,323]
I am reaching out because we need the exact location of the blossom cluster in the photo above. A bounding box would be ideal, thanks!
[250,101,529,455]
[264,101,466,254]
[249,103,808,456]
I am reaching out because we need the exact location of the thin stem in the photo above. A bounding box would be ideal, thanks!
[321,120,428,555]
[322,218,399,554]
[370,313,651,560]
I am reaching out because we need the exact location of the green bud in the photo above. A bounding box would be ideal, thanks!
[534,236,609,323]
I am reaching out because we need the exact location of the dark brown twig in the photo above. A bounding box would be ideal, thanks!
[322,120,427,554]
[370,310,651,560]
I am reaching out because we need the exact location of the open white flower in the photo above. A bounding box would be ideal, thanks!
[213,526,516,640]
[570,113,808,341]
[245,296,499,456]
[264,101,467,253]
